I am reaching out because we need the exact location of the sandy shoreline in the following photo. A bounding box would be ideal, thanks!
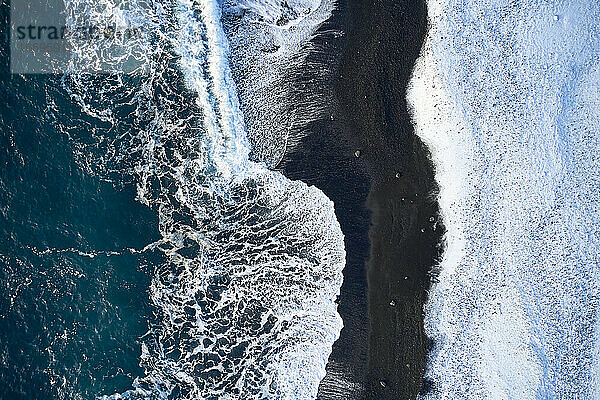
[336,0,443,398]
[280,0,443,398]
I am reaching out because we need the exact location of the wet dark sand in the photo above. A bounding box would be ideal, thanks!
[279,0,443,398]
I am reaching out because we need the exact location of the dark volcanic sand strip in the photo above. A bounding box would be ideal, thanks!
[343,1,444,399]
[278,1,370,398]
[279,0,443,398]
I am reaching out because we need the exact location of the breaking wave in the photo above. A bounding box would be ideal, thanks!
[52,0,345,398]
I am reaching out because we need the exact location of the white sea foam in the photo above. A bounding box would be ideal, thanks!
[221,0,338,166]
[408,0,600,398]
[58,0,345,398]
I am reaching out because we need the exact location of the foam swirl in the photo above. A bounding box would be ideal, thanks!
[56,0,345,398]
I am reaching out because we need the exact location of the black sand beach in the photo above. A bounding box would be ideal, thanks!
[279,0,443,398]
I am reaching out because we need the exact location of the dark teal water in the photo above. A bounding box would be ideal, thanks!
[0,51,162,400]
[0,0,353,397]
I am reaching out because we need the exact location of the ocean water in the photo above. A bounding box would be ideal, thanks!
[221,0,339,167]
[0,72,160,399]
[1,0,345,399]
[409,0,600,398]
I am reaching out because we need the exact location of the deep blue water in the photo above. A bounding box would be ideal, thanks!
[0,0,349,397]
[0,71,163,399]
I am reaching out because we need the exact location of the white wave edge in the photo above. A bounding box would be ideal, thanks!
[408,0,600,398]
[126,0,345,398]
[55,0,351,397]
